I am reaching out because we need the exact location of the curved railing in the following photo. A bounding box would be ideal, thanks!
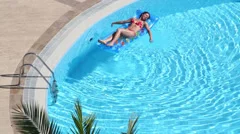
[0,52,58,104]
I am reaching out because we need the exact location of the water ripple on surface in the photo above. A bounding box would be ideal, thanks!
[48,2,240,134]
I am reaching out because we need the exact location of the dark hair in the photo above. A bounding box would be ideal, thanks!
[139,11,151,20]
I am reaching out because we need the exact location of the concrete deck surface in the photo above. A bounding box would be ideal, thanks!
[0,0,100,133]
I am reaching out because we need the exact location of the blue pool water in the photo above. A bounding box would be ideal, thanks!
[48,0,240,133]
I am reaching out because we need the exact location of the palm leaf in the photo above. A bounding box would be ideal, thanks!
[122,114,139,134]
[70,101,84,134]
[83,114,100,134]
[11,102,61,134]
[70,101,100,134]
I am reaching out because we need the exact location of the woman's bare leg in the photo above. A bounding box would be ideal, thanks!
[98,36,112,45]
[107,28,135,46]
[98,32,117,45]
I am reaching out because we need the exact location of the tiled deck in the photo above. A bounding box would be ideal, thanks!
[0,0,100,133]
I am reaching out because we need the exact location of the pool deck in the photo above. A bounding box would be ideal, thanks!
[0,0,134,133]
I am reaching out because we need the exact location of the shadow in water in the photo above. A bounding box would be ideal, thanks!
[67,43,115,82]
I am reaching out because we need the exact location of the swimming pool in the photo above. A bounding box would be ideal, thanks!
[48,0,240,133]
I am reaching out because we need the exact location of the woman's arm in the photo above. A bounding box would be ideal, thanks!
[144,22,153,42]
[111,18,132,26]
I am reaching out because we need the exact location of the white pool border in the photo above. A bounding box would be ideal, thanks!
[23,0,136,108]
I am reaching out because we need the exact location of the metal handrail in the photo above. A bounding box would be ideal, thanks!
[19,64,52,87]
[0,73,51,78]
[0,52,58,104]
[0,86,47,89]
[19,64,58,104]
[0,64,51,89]
[21,52,56,80]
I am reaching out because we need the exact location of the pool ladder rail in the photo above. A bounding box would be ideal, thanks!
[0,52,58,104]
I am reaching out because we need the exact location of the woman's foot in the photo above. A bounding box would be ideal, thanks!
[107,42,114,46]
[98,39,107,45]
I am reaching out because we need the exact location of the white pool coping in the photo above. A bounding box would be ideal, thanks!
[23,0,136,108]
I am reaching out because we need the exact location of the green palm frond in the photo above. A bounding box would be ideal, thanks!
[83,114,100,134]
[122,114,139,134]
[71,101,84,134]
[70,101,100,134]
[11,102,61,134]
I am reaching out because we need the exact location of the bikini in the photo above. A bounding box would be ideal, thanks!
[128,18,143,36]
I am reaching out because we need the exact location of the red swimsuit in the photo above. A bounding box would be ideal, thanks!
[131,18,143,28]
[128,18,143,36]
